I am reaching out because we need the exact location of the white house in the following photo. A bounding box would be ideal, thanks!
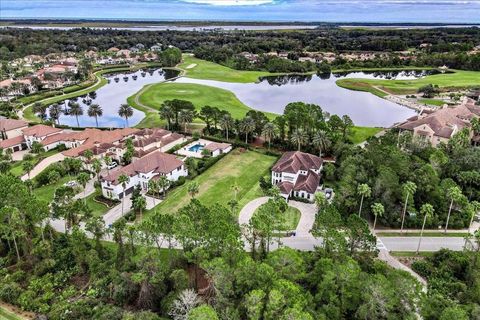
[204,142,232,157]
[101,151,188,200]
[21,125,63,148]
[271,151,323,202]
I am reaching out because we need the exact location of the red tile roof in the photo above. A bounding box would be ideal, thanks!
[272,151,322,174]
[103,151,184,185]
[0,119,28,132]
[277,181,294,195]
[22,125,62,137]
[293,171,320,194]
[0,135,25,148]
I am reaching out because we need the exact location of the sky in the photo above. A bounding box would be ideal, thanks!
[1,0,480,23]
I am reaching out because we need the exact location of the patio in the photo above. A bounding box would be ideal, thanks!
[176,138,212,158]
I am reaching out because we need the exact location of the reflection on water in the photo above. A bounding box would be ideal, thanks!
[48,68,179,128]
[175,70,429,127]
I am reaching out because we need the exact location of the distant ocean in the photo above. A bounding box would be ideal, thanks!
[1,0,480,24]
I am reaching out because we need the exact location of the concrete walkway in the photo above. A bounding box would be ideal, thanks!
[21,152,65,181]
[73,179,96,200]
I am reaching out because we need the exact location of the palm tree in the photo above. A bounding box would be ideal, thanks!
[77,172,90,203]
[371,202,385,230]
[148,180,159,208]
[23,161,34,179]
[400,181,417,234]
[417,203,435,254]
[188,181,199,199]
[87,104,103,127]
[103,156,112,175]
[118,104,134,127]
[118,174,130,215]
[69,102,83,127]
[92,158,102,182]
[231,182,240,201]
[49,103,63,126]
[357,183,371,217]
[157,176,170,199]
[33,102,47,122]
[159,104,174,130]
[290,129,308,151]
[179,110,196,133]
[262,122,277,150]
[133,195,147,220]
[220,114,234,140]
[240,117,256,144]
[445,186,463,234]
[312,130,330,157]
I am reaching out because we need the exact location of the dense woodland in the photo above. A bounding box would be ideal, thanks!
[1,27,480,71]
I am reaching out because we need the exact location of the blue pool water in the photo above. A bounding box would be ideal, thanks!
[188,144,204,152]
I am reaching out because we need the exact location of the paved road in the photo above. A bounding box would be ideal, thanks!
[21,153,65,181]
[380,236,465,252]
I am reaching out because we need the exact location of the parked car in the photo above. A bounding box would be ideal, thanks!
[64,180,78,188]
[107,162,118,170]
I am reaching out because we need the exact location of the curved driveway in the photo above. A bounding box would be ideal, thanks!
[21,152,65,181]
[238,196,317,239]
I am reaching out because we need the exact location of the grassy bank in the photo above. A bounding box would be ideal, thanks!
[144,149,277,218]
[179,55,276,83]
[377,231,468,237]
[348,126,382,144]
[336,69,480,96]
[135,82,277,120]
[417,98,446,106]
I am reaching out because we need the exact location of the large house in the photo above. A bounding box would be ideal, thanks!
[101,151,188,200]
[397,98,480,147]
[271,151,323,202]
[0,119,28,140]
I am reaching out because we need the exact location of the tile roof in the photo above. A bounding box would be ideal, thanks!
[205,142,231,152]
[103,151,184,185]
[293,171,321,194]
[22,125,62,137]
[398,99,480,139]
[272,151,323,174]
[0,119,28,131]
[277,181,294,195]
[40,132,73,146]
[0,135,25,148]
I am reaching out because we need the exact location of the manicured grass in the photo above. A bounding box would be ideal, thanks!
[144,150,277,217]
[336,69,480,96]
[136,82,276,120]
[348,126,383,144]
[377,232,469,237]
[84,189,110,217]
[335,79,389,98]
[179,55,277,83]
[9,149,60,177]
[253,204,301,230]
[417,98,446,107]
[33,175,73,203]
[0,306,26,320]
[389,251,434,258]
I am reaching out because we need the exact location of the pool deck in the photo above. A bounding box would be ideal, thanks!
[176,138,212,158]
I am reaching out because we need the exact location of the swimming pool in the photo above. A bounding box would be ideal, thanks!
[188,143,204,152]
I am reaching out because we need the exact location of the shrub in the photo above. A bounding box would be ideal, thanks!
[0,281,23,304]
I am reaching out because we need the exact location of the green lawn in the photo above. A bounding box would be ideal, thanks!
[33,175,73,203]
[135,82,276,120]
[417,98,446,107]
[84,188,111,217]
[9,149,60,177]
[179,55,277,83]
[389,251,434,258]
[348,126,383,144]
[144,150,277,217]
[0,306,25,320]
[254,204,301,231]
[336,69,480,96]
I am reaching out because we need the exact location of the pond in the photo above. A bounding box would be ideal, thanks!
[47,68,431,128]
[53,68,179,128]
[174,70,434,127]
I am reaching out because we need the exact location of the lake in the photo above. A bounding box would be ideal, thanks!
[55,68,179,128]
[51,69,428,128]
[174,70,425,127]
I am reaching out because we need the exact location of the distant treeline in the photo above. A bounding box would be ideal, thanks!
[1,27,479,71]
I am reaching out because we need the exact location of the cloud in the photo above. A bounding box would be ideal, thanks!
[179,0,276,5]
